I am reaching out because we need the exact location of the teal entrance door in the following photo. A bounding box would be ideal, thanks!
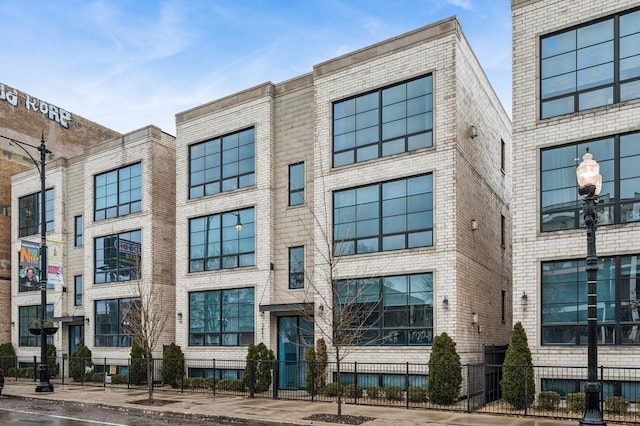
[277,316,314,390]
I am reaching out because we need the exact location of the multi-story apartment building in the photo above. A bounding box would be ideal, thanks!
[10,126,176,370]
[512,0,640,398]
[175,17,511,386]
[1,83,120,343]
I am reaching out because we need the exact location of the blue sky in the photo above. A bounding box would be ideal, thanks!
[1,0,511,135]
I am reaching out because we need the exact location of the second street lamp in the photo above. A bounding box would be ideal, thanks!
[576,149,605,426]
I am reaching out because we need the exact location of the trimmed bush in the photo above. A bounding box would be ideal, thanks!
[501,322,535,410]
[366,386,384,399]
[161,343,185,388]
[304,339,328,396]
[47,344,59,378]
[537,391,561,411]
[567,392,585,413]
[129,340,146,385]
[111,374,127,385]
[408,386,428,403]
[605,396,630,414]
[427,332,462,405]
[0,343,17,371]
[344,384,363,398]
[324,383,342,397]
[244,343,275,392]
[385,385,404,401]
[69,345,93,382]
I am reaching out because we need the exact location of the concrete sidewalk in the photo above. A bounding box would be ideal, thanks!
[2,381,577,426]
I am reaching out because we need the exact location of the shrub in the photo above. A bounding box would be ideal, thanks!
[217,379,245,392]
[244,343,275,393]
[161,343,185,388]
[605,396,630,414]
[47,344,59,378]
[567,392,585,413]
[304,339,328,396]
[69,345,93,382]
[385,385,404,401]
[111,374,127,385]
[366,386,384,399]
[537,391,561,411]
[344,384,363,398]
[0,343,16,371]
[324,383,342,397]
[408,386,428,403]
[501,322,535,410]
[129,340,146,385]
[427,332,462,405]
[188,377,207,389]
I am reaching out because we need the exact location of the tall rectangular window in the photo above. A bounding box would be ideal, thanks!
[288,162,305,206]
[18,188,54,237]
[333,74,433,167]
[74,215,83,246]
[18,304,53,347]
[501,139,506,173]
[335,273,433,346]
[542,255,640,345]
[94,163,142,221]
[189,287,255,346]
[74,275,83,306]
[94,298,139,347]
[189,127,255,199]
[333,174,433,256]
[540,8,640,119]
[501,214,506,247]
[94,230,142,283]
[189,208,255,272]
[289,246,304,289]
[541,131,640,231]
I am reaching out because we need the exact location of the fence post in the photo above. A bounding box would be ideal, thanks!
[103,357,107,388]
[354,361,358,405]
[151,358,155,392]
[80,357,85,385]
[249,359,255,398]
[599,364,604,414]
[310,359,315,402]
[33,355,37,382]
[273,360,279,400]
[212,359,216,395]
[127,357,131,389]
[61,354,66,385]
[405,362,410,409]
[13,355,17,381]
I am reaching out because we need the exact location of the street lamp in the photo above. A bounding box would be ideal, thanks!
[2,132,55,393]
[576,149,605,426]
[231,212,243,232]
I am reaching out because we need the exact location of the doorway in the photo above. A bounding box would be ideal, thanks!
[277,316,313,390]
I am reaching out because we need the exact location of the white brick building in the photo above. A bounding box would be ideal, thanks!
[512,0,640,398]
[175,17,511,387]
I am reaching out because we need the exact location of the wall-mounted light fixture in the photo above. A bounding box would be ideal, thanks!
[177,312,183,320]
[470,125,478,139]
[471,312,478,324]
[521,291,528,306]
[10,321,15,327]
[471,219,479,231]
[443,296,449,309]
[85,317,90,324]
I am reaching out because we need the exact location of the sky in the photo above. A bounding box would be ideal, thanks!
[0,0,512,136]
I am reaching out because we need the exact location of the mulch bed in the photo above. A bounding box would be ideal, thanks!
[303,413,375,424]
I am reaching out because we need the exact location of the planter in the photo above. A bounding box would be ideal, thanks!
[29,327,58,336]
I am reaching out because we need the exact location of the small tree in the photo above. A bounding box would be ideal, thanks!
[427,332,462,404]
[305,338,329,395]
[244,343,275,393]
[501,322,535,409]
[129,339,146,385]
[47,344,59,378]
[0,343,16,371]
[161,343,185,388]
[70,345,93,382]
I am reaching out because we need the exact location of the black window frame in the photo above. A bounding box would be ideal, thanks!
[94,297,139,347]
[188,287,255,347]
[18,188,54,237]
[74,215,83,246]
[188,127,255,199]
[332,74,434,168]
[94,230,142,284]
[288,162,305,206]
[74,275,83,306]
[540,7,640,119]
[94,163,142,222]
[18,304,53,347]
[288,246,304,289]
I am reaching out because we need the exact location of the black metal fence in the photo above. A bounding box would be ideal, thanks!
[2,356,639,423]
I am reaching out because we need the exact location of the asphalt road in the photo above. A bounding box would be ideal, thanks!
[0,394,262,425]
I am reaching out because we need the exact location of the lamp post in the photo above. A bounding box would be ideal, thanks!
[576,149,605,426]
[2,133,54,393]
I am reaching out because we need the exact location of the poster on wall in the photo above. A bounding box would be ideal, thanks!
[19,240,39,292]
[47,240,64,287]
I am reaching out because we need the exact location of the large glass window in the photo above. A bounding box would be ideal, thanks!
[18,304,53,346]
[94,163,142,221]
[333,174,433,256]
[189,208,255,272]
[74,275,83,306]
[333,75,433,167]
[540,8,640,119]
[289,162,305,206]
[335,273,433,346]
[541,131,640,231]
[18,188,54,237]
[189,287,255,346]
[94,230,142,283]
[94,298,139,347]
[74,215,83,246]
[542,255,640,345]
[289,246,304,289]
[189,128,255,199]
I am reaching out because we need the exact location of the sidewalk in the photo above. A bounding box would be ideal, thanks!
[2,381,578,426]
